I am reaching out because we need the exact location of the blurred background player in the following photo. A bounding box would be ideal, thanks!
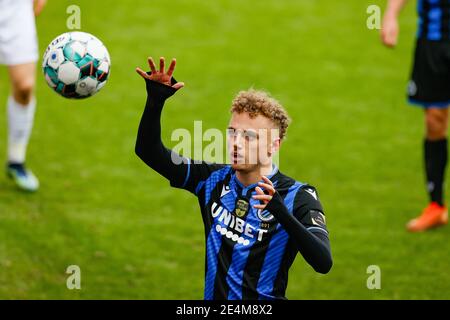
[0,0,47,192]
[381,0,450,232]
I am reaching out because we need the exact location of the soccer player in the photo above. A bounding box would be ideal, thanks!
[135,57,332,300]
[0,0,47,192]
[381,0,450,232]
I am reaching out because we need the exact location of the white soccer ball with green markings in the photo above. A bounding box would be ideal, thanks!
[42,31,111,99]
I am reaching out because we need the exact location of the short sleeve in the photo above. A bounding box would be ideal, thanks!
[168,153,227,195]
[293,185,329,236]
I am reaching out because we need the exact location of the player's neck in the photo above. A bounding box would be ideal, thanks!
[235,163,273,187]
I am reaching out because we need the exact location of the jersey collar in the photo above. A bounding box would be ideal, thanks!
[231,164,279,197]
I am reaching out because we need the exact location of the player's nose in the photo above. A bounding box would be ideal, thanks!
[233,139,243,150]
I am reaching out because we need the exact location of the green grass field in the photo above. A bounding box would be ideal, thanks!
[1,0,449,299]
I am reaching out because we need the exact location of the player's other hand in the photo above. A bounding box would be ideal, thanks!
[252,176,276,210]
[381,14,399,48]
[34,0,47,17]
[136,57,185,90]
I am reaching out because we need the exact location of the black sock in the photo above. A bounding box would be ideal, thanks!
[424,138,448,206]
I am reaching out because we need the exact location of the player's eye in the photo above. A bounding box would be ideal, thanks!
[243,130,258,141]
[226,128,237,137]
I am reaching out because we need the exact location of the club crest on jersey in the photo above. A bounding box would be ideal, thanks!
[235,198,249,218]
[311,211,326,227]
[257,209,274,222]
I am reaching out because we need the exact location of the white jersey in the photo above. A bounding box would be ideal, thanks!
[0,0,38,65]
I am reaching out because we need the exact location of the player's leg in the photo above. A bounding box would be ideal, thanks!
[407,107,449,232]
[406,39,450,232]
[424,107,448,207]
[0,0,40,192]
[6,62,39,192]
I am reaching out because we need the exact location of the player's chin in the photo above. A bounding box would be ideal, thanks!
[231,163,256,172]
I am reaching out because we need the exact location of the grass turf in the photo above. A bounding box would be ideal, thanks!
[0,0,449,299]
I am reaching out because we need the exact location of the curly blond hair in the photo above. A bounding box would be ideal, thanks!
[230,89,291,140]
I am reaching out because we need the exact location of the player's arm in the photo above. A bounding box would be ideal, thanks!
[381,0,409,47]
[34,0,47,17]
[253,177,332,274]
[135,57,224,194]
[135,57,190,189]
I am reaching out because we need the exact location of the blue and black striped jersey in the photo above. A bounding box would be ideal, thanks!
[417,0,450,40]
[169,163,328,299]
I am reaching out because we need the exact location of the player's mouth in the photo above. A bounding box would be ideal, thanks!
[231,152,244,163]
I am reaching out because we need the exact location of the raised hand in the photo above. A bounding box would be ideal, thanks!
[136,57,184,90]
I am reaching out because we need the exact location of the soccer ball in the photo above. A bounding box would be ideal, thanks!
[42,32,111,99]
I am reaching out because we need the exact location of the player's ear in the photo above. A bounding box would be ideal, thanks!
[270,138,281,155]
[270,127,281,154]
